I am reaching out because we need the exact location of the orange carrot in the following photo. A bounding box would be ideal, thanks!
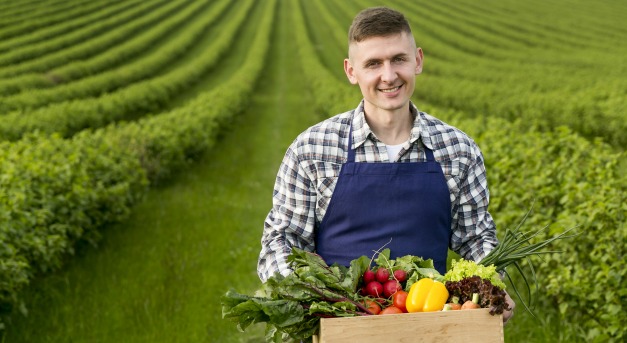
[461,293,481,310]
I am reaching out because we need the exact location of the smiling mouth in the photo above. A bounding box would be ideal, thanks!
[379,85,401,93]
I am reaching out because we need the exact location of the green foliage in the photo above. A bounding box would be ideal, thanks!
[0,0,171,69]
[0,0,199,95]
[0,132,148,316]
[0,0,274,331]
[0,0,249,141]
[448,113,626,342]
[291,0,356,116]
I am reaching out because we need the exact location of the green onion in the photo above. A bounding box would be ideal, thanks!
[479,204,579,317]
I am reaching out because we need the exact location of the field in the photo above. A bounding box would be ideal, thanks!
[0,0,625,342]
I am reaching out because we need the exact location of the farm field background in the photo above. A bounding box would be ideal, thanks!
[0,0,625,342]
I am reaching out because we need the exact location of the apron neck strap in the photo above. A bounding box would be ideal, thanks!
[424,146,435,162]
[347,124,356,163]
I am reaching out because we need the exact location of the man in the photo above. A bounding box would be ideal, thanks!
[258,6,514,322]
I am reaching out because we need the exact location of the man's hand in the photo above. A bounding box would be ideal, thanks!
[502,290,515,324]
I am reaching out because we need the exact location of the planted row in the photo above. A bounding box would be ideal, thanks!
[0,0,144,54]
[291,0,356,116]
[0,0,252,141]
[0,0,224,107]
[0,0,170,70]
[0,0,276,330]
[0,0,112,40]
[0,0,211,96]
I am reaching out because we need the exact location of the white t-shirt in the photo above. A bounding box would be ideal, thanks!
[386,143,404,162]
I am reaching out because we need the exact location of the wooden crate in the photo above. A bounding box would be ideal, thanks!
[313,308,503,343]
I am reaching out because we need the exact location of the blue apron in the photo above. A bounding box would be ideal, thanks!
[315,125,451,274]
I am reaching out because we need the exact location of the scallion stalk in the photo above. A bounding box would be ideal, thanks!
[478,205,579,317]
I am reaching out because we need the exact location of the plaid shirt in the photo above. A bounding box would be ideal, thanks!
[258,101,498,282]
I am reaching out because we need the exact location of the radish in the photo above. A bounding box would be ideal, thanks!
[375,267,390,283]
[383,279,402,298]
[363,269,375,284]
[365,281,384,298]
[393,269,407,282]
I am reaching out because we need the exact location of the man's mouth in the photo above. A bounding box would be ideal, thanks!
[379,85,401,93]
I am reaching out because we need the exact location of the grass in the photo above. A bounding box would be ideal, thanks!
[1,2,319,341]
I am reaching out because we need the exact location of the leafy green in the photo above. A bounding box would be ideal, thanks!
[222,290,304,331]
[222,248,374,342]
[444,259,506,289]
[222,248,439,342]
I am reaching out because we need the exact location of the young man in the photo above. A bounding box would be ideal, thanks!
[258,7,514,321]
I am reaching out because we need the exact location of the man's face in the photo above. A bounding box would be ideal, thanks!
[344,32,423,116]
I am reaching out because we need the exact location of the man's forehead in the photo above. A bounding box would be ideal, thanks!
[348,32,416,59]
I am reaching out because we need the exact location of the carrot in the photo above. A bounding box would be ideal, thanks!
[447,296,462,310]
[461,293,481,310]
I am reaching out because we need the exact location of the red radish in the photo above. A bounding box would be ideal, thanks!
[363,269,375,284]
[383,279,402,298]
[393,269,407,282]
[375,268,390,283]
[365,281,384,298]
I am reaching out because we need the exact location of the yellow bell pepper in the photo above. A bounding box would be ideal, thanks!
[405,278,449,312]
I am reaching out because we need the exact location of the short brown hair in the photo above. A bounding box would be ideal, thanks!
[348,7,412,43]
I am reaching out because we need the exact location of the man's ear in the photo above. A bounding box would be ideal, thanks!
[415,47,424,75]
[344,58,358,84]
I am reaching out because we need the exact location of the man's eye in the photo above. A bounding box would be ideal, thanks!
[393,57,407,63]
[365,61,380,68]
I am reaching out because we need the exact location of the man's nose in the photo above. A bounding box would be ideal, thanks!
[380,63,396,83]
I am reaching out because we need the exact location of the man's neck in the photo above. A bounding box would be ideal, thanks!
[363,105,413,145]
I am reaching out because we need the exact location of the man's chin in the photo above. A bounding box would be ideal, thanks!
[374,99,410,112]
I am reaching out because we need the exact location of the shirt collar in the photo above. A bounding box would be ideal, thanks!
[350,100,433,150]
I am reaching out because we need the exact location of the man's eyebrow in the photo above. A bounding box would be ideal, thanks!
[362,53,409,67]
[393,53,409,59]
[362,58,382,67]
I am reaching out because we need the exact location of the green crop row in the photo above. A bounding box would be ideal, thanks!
[296,1,626,340]
[0,0,275,330]
[394,0,532,59]
[416,73,627,147]
[0,0,170,70]
[0,0,223,109]
[0,0,58,19]
[0,0,114,40]
[0,0,144,54]
[0,0,251,142]
[0,0,209,96]
[436,0,614,51]
[291,0,357,117]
